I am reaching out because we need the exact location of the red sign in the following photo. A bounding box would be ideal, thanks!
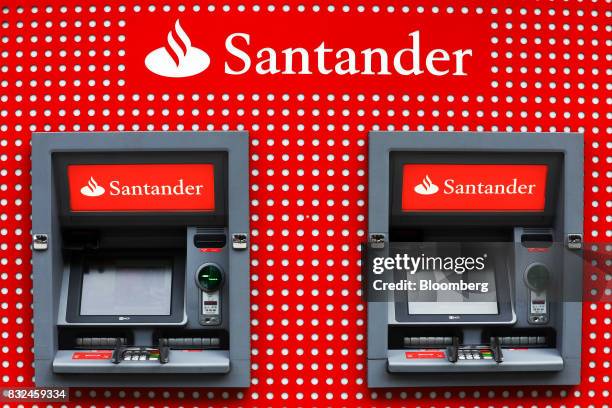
[68,164,215,212]
[405,350,446,359]
[72,351,113,360]
[125,15,488,95]
[402,164,548,212]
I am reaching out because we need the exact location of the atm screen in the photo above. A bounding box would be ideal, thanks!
[401,163,549,212]
[406,266,499,315]
[67,163,216,212]
[80,258,173,316]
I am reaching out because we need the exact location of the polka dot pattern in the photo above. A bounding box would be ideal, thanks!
[0,2,610,405]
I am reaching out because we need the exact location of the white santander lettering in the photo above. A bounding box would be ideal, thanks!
[223,30,472,76]
[225,33,251,75]
[110,180,121,196]
[452,49,472,76]
[444,178,536,195]
[108,179,205,196]
[392,31,423,76]
[425,49,450,76]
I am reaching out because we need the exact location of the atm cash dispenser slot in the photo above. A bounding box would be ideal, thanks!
[367,132,583,387]
[32,132,250,387]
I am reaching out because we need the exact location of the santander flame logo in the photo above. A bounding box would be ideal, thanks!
[144,19,210,78]
[80,177,105,197]
[414,175,439,195]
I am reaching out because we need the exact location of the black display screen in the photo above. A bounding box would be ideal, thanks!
[406,265,499,315]
[65,251,185,324]
[80,258,173,316]
[391,242,515,324]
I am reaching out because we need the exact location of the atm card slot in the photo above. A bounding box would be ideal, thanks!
[521,233,553,248]
[194,233,226,248]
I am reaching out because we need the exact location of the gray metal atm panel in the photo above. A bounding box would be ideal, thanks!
[32,131,250,387]
[53,350,230,374]
[36,359,250,388]
[367,131,583,387]
[368,358,581,387]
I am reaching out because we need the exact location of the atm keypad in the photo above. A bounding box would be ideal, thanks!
[531,301,546,314]
[457,348,494,360]
[200,290,221,326]
[203,301,219,315]
[121,349,160,361]
[529,291,549,324]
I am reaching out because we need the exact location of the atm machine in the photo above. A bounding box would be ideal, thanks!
[367,132,583,387]
[32,132,250,387]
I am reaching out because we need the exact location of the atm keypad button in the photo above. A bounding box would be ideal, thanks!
[456,349,494,360]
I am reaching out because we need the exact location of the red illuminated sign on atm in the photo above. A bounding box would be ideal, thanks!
[68,164,215,212]
[402,164,548,212]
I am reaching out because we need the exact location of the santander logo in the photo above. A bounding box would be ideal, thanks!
[80,177,105,197]
[402,164,547,212]
[144,19,210,78]
[79,177,206,198]
[414,175,439,195]
[69,164,216,212]
[413,174,538,196]
[142,19,473,78]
